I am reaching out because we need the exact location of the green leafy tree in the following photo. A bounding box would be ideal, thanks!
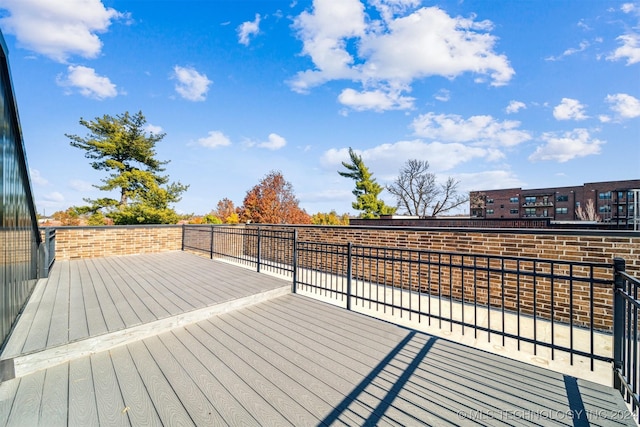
[338,147,396,219]
[311,211,350,225]
[67,111,188,224]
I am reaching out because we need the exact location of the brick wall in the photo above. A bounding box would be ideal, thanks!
[287,226,640,276]
[54,225,183,259]
[255,225,640,331]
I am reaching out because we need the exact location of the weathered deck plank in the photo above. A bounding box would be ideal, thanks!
[158,331,260,426]
[68,357,98,427]
[67,261,89,343]
[46,262,70,348]
[39,363,69,427]
[109,346,162,427]
[91,352,129,427]
[5,370,44,427]
[126,340,194,426]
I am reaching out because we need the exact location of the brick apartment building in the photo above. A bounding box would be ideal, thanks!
[470,179,640,227]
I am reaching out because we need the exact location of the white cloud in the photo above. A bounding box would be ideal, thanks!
[608,34,640,65]
[144,124,164,135]
[456,170,524,192]
[529,129,604,163]
[0,0,125,62]
[291,2,514,112]
[545,40,589,61]
[553,98,588,121]
[505,100,526,114]
[434,89,450,102]
[56,65,117,99]
[257,133,287,150]
[606,93,640,119]
[43,191,65,202]
[29,168,48,185]
[197,131,231,149]
[411,113,531,147]
[607,5,640,65]
[238,13,261,46]
[69,179,94,192]
[172,65,212,101]
[338,87,414,111]
[321,139,494,178]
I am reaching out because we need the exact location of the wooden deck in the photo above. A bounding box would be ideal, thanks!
[0,252,635,426]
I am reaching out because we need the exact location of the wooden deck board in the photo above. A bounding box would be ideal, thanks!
[68,357,99,427]
[109,346,162,427]
[188,321,310,426]
[143,336,223,426]
[126,340,194,426]
[86,260,125,334]
[78,260,108,338]
[158,331,260,426]
[235,300,433,425]
[91,351,129,427]
[46,262,70,348]
[172,327,292,426]
[5,370,44,427]
[67,262,89,343]
[39,363,69,427]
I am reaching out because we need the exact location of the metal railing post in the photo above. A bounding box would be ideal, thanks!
[209,225,214,259]
[292,229,297,293]
[347,242,352,311]
[257,227,261,273]
[613,257,626,390]
[181,224,185,251]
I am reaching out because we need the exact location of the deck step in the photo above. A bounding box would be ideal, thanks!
[1,285,290,381]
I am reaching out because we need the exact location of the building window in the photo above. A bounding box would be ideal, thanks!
[556,207,568,214]
[510,209,519,214]
[509,197,519,203]
[486,198,494,204]
[599,192,611,200]
[486,209,494,215]
[599,205,611,213]
[556,195,568,202]
[525,196,536,204]
[618,191,625,199]
[524,208,536,216]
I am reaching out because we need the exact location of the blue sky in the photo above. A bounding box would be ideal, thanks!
[1,0,638,217]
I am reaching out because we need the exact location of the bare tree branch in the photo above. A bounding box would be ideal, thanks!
[387,159,468,217]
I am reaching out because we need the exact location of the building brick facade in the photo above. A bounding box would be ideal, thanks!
[470,179,640,228]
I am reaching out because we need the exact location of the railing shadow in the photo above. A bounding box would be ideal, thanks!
[319,331,436,426]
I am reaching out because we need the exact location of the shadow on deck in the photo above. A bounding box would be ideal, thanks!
[0,252,634,426]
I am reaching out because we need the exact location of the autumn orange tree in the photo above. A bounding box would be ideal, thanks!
[212,198,240,223]
[240,171,311,224]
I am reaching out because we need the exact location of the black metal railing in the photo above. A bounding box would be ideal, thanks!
[182,225,295,278]
[295,241,614,370]
[42,227,56,276]
[613,258,640,422]
[181,225,640,383]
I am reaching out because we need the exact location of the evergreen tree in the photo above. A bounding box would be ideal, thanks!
[338,147,396,219]
[67,111,188,224]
